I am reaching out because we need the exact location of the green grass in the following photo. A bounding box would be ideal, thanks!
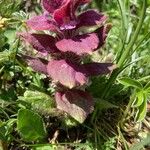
[0,0,150,149]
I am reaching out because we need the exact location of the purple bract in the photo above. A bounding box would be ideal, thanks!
[19,0,115,123]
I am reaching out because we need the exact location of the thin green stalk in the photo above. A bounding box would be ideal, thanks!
[100,0,147,99]
[133,31,150,53]
[100,0,129,99]
[117,0,128,30]
[24,142,92,147]
[122,55,149,70]
[0,107,10,119]
[100,68,121,99]
[116,0,128,62]
[118,127,129,150]
[120,94,135,126]
[118,0,147,67]
[12,39,20,88]
[137,75,150,82]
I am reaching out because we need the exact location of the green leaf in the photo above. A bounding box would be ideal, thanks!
[0,119,16,141]
[87,76,107,98]
[0,33,7,49]
[33,145,54,150]
[144,81,150,91]
[0,122,7,141]
[19,90,54,114]
[95,99,118,110]
[4,29,16,44]
[0,87,17,102]
[129,134,150,150]
[117,0,147,67]
[75,144,93,150]
[30,145,66,150]
[0,0,22,17]
[17,109,47,141]
[132,91,144,107]
[136,98,147,122]
[118,77,143,89]
[0,51,9,64]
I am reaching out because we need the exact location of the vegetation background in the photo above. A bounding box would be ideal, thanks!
[0,0,150,149]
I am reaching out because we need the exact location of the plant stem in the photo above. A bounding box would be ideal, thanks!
[100,0,147,99]
[133,31,150,53]
[101,68,121,99]
[118,0,147,67]
[137,75,150,82]
[121,94,135,124]
[116,0,128,62]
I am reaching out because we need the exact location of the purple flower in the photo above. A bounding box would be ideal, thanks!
[47,59,88,89]
[55,89,94,123]
[27,0,107,31]
[19,0,115,123]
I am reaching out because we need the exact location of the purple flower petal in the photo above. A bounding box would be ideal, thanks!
[23,55,48,74]
[77,10,107,28]
[19,33,59,55]
[81,63,116,76]
[55,90,94,123]
[42,0,64,13]
[47,60,88,88]
[27,14,58,32]
[56,33,99,55]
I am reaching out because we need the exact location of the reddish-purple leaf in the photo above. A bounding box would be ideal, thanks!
[72,0,91,22]
[53,0,76,30]
[23,56,48,74]
[42,0,64,13]
[73,0,91,11]
[77,10,107,28]
[96,24,112,48]
[81,63,116,76]
[47,60,88,88]
[53,0,91,30]
[27,14,58,32]
[56,33,99,55]
[55,90,94,123]
[19,33,59,55]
